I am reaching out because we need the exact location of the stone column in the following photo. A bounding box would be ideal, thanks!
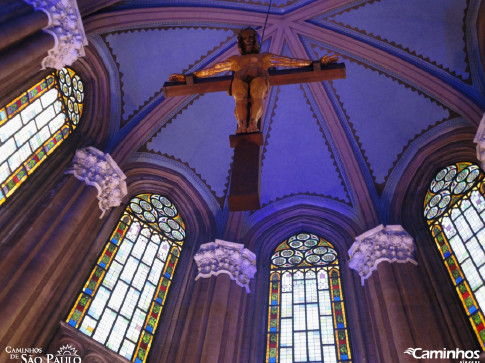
[172,210,257,363]
[0,1,50,96]
[0,147,126,352]
[194,239,257,363]
[23,0,88,70]
[348,225,446,363]
[0,6,48,50]
[1,0,87,96]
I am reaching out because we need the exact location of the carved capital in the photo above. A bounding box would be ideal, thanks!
[474,113,485,171]
[348,225,417,285]
[194,239,257,293]
[65,147,127,218]
[23,0,88,69]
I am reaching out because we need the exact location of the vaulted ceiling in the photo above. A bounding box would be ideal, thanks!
[83,0,485,232]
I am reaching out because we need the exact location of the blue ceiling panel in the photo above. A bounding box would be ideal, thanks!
[331,60,450,185]
[146,92,236,198]
[105,27,236,121]
[261,83,349,205]
[320,0,469,79]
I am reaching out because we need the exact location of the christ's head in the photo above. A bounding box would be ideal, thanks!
[237,28,260,55]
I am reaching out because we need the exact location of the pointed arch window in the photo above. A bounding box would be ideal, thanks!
[425,162,485,349]
[66,194,186,362]
[266,233,352,363]
[0,67,83,206]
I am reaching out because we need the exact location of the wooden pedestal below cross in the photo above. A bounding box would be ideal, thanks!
[228,132,264,211]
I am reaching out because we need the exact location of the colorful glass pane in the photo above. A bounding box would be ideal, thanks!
[426,163,485,349]
[127,194,185,243]
[271,233,337,269]
[266,234,352,363]
[66,194,184,362]
[424,163,480,220]
[0,68,83,207]
[58,68,84,126]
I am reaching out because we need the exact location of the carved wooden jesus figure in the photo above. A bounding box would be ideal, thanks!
[169,28,338,134]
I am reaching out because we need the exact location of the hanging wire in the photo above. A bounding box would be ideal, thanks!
[260,0,273,45]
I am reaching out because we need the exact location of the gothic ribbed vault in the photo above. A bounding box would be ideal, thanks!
[83,0,485,231]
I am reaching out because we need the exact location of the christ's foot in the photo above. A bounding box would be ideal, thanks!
[247,121,259,133]
[236,125,247,134]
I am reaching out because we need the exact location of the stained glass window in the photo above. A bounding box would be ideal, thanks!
[66,194,185,362]
[266,233,352,363]
[0,67,83,206]
[424,162,485,349]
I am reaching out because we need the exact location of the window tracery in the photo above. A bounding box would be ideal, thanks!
[425,162,485,349]
[66,194,185,362]
[266,233,352,363]
[0,67,83,206]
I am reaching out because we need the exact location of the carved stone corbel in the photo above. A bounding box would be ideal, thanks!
[23,0,88,69]
[65,146,127,218]
[348,224,417,285]
[194,239,257,293]
[474,113,485,171]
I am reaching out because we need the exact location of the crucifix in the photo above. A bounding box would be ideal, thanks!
[163,28,346,211]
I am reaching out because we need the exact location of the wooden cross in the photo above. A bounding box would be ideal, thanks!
[163,58,345,211]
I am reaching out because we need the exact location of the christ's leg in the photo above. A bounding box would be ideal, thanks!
[248,77,268,133]
[231,78,249,133]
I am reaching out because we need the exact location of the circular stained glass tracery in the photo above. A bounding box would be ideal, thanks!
[58,67,84,126]
[128,194,185,242]
[281,250,293,257]
[424,163,481,220]
[271,233,337,268]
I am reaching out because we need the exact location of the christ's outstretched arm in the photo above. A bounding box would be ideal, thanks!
[169,59,235,82]
[267,53,338,69]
